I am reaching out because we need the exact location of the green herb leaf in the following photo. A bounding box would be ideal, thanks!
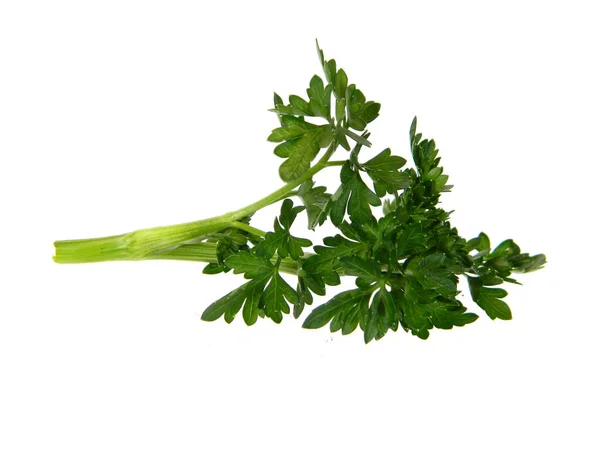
[467,276,512,320]
[242,276,271,325]
[293,276,314,319]
[307,75,332,118]
[407,253,458,297]
[302,288,369,330]
[346,84,380,131]
[339,256,381,283]
[426,300,479,329]
[269,120,334,182]
[327,162,381,226]
[55,41,546,344]
[364,288,398,343]
[263,272,297,323]
[226,251,273,278]
[302,234,365,279]
[334,68,348,100]
[362,148,410,196]
[398,291,432,339]
[202,275,270,325]
[256,199,312,261]
[297,179,331,230]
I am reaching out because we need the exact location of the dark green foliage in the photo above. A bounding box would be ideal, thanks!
[300,116,544,342]
[201,42,545,343]
[293,276,314,319]
[255,199,312,261]
[303,289,370,332]
[52,41,546,345]
[302,234,365,285]
[361,148,411,196]
[201,200,308,324]
[467,277,511,320]
[326,162,381,226]
[297,179,330,230]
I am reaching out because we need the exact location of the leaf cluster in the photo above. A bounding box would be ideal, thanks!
[199,42,546,343]
[268,41,381,183]
[465,233,546,320]
[201,200,311,325]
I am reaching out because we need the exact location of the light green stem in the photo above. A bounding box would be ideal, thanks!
[53,145,337,264]
[53,216,233,263]
[149,243,302,275]
[228,221,266,237]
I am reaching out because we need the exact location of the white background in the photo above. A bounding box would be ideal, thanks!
[1,1,598,449]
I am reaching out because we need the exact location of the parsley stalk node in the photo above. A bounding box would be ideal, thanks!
[54,41,546,343]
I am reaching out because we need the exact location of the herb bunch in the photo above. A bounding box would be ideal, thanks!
[54,42,545,343]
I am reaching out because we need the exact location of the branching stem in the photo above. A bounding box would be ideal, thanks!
[53,145,338,264]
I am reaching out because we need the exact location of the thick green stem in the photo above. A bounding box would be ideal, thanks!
[53,215,232,263]
[149,242,220,263]
[53,145,337,264]
[131,242,301,275]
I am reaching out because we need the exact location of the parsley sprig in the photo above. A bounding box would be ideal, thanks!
[54,41,545,343]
